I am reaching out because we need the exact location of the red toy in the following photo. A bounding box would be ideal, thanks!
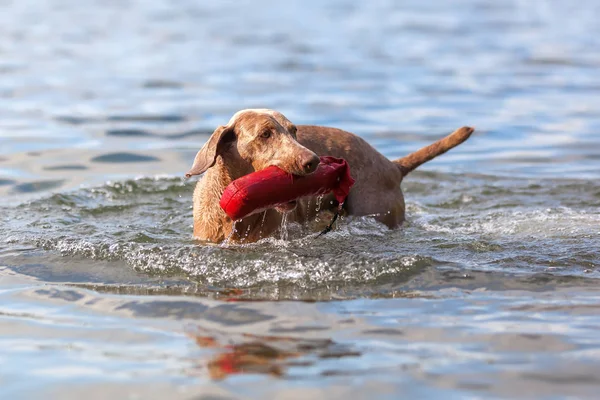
[219,156,355,221]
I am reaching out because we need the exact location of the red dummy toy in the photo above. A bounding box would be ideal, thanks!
[219,156,355,221]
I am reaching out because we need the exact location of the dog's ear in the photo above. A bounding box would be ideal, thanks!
[185,125,235,178]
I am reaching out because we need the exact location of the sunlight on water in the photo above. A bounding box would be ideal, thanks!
[2,0,600,398]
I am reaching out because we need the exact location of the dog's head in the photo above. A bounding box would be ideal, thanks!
[186,109,319,179]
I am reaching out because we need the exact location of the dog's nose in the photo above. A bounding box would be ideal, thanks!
[301,153,320,174]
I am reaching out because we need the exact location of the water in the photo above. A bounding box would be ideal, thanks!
[1,0,600,398]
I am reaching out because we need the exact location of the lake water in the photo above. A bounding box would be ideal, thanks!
[2,0,600,398]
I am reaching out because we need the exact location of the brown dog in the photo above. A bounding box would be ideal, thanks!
[186,109,473,243]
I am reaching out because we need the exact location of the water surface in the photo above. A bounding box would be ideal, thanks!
[1,0,600,398]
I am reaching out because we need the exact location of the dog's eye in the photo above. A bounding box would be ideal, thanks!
[261,131,271,139]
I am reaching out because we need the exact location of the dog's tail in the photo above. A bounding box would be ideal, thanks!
[393,126,474,177]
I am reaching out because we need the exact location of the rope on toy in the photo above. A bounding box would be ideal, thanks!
[317,198,346,237]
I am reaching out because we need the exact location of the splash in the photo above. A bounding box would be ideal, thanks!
[1,174,600,299]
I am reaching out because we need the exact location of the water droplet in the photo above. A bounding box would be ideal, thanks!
[280,212,290,240]
[221,220,239,247]
[242,224,251,241]
[315,195,323,213]
[257,210,268,238]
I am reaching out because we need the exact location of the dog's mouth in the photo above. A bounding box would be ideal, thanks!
[275,200,297,213]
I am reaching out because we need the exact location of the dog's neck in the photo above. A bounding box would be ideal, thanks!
[193,158,281,242]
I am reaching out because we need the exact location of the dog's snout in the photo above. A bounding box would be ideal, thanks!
[301,153,320,174]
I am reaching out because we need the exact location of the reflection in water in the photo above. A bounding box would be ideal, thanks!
[189,328,360,380]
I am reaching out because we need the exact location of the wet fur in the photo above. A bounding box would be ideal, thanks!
[187,109,474,243]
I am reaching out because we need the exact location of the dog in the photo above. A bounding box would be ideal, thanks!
[186,109,473,243]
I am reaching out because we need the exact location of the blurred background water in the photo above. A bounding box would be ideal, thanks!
[1,0,600,398]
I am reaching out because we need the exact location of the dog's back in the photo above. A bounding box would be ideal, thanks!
[296,125,474,228]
